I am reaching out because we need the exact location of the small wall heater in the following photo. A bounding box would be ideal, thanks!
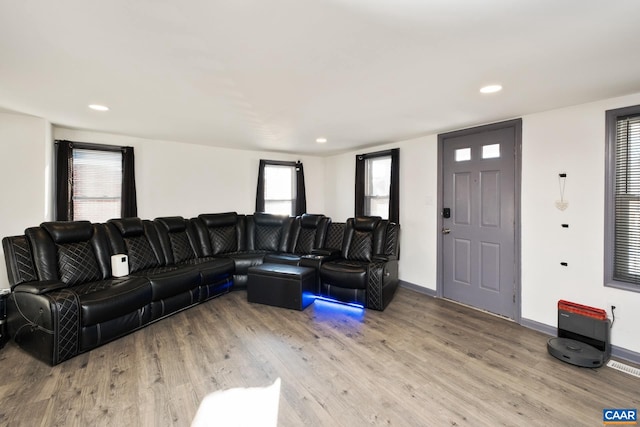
[547,300,611,368]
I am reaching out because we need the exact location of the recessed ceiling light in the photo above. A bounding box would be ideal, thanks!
[316,137,327,144]
[480,85,502,94]
[88,104,109,111]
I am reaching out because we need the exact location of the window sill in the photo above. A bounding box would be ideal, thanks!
[605,279,640,294]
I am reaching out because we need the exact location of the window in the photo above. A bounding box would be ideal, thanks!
[365,155,392,217]
[355,148,400,223]
[256,160,306,216]
[605,105,640,292]
[72,149,122,222]
[264,163,296,215]
[455,147,471,162]
[455,144,501,162]
[55,141,137,222]
[482,143,501,159]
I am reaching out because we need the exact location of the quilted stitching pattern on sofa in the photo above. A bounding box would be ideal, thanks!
[325,223,344,250]
[57,242,101,287]
[385,223,399,256]
[49,289,80,363]
[347,230,373,262]
[255,226,280,251]
[11,236,37,283]
[125,236,159,272]
[294,228,315,254]
[366,262,385,310]
[169,232,194,263]
[209,225,237,254]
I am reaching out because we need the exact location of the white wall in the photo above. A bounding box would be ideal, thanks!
[53,128,326,218]
[521,93,640,355]
[323,137,439,289]
[0,112,51,289]
[323,92,640,354]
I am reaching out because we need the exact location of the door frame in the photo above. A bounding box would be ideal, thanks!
[436,118,522,322]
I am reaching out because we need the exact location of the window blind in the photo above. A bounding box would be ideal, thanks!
[256,159,306,216]
[264,164,296,215]
[72,148,122,223]
[364,155,392,218]
[614,114,640,284]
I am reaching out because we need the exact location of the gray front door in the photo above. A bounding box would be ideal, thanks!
[439,120,520,319]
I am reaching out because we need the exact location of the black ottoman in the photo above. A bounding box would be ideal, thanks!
[247,264,316,310]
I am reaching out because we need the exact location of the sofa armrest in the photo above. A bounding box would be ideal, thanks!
[300,253,338,272]
[13,281,68,295]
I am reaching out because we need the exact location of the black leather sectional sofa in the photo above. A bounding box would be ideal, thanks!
[2,212,399,365]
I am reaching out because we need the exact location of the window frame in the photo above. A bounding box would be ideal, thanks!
[355,148,399,223]
[363,154,392,217]
[604,104,640,293]
[255,159,306,216]
[54,140,137,222]
[72,146,123,222]
[264,162,297,216]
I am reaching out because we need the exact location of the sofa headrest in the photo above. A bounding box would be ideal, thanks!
[108,217,144,237]
[199,212,238,228]
[300,214,324,228]
[41,221,93,243]
[155,216,186,232]
[353,216,381,232]
[254,212,287,226]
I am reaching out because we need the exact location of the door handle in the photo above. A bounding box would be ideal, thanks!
[442,227,451,235]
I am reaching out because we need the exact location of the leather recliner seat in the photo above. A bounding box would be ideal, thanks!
[263,214,330,266]
[106,217,230,322]
[13,221,152,364]
[319,217,400,310]
[153,216,234,302]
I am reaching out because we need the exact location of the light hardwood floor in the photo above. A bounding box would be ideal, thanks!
[0,287,638,426]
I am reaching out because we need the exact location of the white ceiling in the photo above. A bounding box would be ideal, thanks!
[1,1,640,155]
